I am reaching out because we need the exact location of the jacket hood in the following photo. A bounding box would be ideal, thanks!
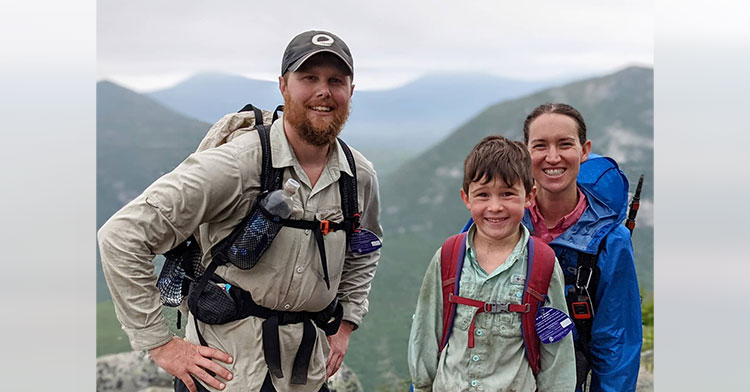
[523,154,630,254]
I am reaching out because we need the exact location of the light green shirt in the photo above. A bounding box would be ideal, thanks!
[408,225,575,392]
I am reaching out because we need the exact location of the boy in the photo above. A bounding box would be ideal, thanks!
[408,136,575,392]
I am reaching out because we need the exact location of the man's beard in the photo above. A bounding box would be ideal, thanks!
[282,91,350,146]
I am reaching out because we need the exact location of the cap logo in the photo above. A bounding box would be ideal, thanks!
[311,34,334,47]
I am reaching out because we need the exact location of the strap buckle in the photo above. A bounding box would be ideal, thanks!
[483,302,509,313]
[319,220,330,235]
[351,213,361,233]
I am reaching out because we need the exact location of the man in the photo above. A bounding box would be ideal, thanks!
[98,30,382,392]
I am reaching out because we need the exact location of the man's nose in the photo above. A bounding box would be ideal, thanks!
[315,83,331,98]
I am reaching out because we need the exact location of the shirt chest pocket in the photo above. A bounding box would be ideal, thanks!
[489,285,524,338]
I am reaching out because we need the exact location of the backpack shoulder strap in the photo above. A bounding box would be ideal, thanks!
[521,236,557,376]
[237,104,282,192]
[439,232,467,352]
[336,138,359,235]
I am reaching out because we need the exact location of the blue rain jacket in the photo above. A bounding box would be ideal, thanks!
[461,154,642,392]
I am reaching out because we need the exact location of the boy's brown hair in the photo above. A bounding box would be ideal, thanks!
[462,135,533,195]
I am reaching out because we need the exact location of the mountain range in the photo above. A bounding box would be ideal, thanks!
[146,71,576,177]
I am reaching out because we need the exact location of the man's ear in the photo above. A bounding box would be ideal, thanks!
[525,185,537,209]
[279,75,287,95]
[460,188,471,210]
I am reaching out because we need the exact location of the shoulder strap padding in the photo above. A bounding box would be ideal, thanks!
[522,236,557,376]
[336,138,359,228]
[439,232,467,352]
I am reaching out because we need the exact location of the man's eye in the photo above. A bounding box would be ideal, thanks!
[330,78,342,85]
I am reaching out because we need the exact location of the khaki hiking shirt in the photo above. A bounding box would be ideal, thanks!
[407,225,575,392]
[98,116,382,392]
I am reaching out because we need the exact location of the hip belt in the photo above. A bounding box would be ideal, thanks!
[189,274,343,385]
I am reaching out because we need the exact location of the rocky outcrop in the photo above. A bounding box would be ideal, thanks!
[96,351,363,392]
[96,351,172,392]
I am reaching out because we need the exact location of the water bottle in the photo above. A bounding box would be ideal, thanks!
[227,178,300,269]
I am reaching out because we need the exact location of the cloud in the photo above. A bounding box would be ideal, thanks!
[98,0,653,90]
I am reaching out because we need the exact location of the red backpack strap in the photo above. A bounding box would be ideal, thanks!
[439,232,467,352]
[521,236,557,376]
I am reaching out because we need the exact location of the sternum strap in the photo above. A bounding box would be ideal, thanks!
[448,293,530,348]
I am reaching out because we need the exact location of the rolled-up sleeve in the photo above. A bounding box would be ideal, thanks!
[337,168,382,327]
[98,147,245,351]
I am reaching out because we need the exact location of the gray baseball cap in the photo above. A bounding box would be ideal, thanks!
[281,30,353,76]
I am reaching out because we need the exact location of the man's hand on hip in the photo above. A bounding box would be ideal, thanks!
[149,336,234,392]
[325,320,355,379]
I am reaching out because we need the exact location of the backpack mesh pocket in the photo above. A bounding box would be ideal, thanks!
[188,280,240,325]
[223,198,284,270]
[157,237,203,307]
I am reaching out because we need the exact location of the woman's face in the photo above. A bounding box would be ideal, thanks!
[527,113,591,198]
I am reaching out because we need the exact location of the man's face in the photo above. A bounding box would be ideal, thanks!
[279,60,354,146]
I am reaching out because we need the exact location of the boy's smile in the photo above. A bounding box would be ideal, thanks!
[461,177,534,247]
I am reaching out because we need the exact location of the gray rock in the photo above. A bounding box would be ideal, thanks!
[97,351,172,392]
[97,351,363,392]
[327,362,363,392]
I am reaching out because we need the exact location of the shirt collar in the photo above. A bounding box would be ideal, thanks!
[269,115,354,178]
[465,223,530,277]
[528,187,587,243]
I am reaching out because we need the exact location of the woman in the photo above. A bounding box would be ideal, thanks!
[521,103,642,392]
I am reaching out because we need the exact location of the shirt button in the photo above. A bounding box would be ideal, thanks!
[471,380,478,387]
[304,229,310,235]
[472,355,479,362]
[296,267,303,273]
[475,329,483,336]
[284,303,290,310]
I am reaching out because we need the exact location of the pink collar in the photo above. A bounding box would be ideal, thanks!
[528,187,587,243]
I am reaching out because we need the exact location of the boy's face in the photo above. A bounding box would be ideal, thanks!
[461,177,535,244]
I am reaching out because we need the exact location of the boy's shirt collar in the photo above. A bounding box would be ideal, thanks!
[528,186,588,243]
[466,223,530,278]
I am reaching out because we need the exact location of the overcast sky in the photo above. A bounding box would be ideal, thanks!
[98,0,653,92]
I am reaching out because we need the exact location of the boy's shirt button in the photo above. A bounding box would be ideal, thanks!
[470,380,478,387]
[475,329,483,336]
[472,355,480,362]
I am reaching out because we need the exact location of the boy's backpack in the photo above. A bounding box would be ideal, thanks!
[438,232,557,376]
